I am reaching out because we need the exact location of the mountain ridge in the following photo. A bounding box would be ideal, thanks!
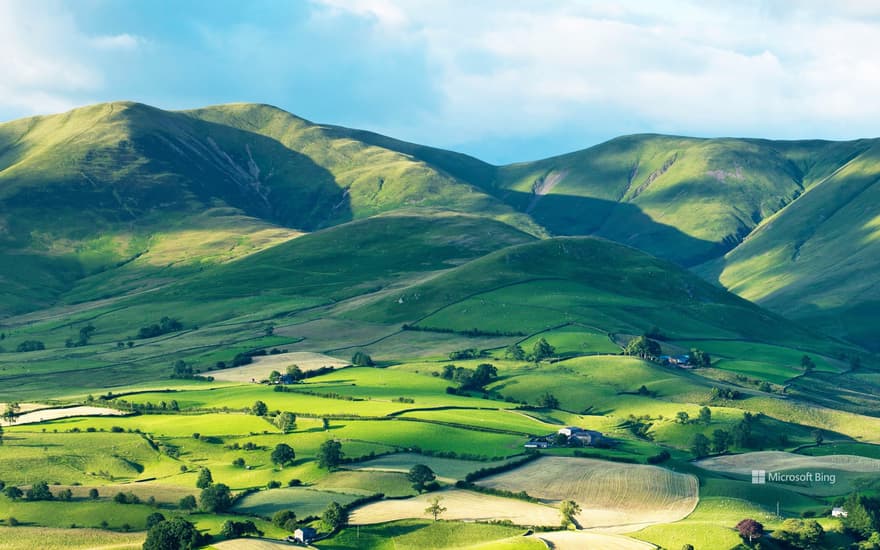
[0,101,877,348]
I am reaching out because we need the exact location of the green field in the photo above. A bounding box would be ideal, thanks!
[318,520,542,550]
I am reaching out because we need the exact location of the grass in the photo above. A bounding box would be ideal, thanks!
[0,526,144,550]
[231,486,364,518]
[799,442,880,460]
[319,519,541,550]
[313,470,416,498]
[0,496,154,530]
[632,496,776,550]
[0,431,180,485]
[348,453,521,482]
[516,324,621,356]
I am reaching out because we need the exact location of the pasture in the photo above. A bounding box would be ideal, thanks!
[318,519,544,550]
[232,487,364,518]
[0,526,144,550]
[348,453,520,482]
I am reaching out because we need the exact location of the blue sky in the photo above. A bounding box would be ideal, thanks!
[3,1,880,163]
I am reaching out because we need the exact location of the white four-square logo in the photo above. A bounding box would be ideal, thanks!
[751,470,766,484]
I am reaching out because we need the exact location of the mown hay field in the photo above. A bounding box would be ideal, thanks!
[209,351,348,382]
[477,457,698,532]
[349,489,561,526]
[696,450,880,475]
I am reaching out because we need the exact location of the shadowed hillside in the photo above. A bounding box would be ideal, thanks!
[0,101,877,347]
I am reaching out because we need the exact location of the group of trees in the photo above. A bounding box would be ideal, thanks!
[273,411,297,432]
[2,402,19,425]
[273,509,299,532]
[171,359,194,379]
[688,348,711,368]
[65,325,96,348]
[776,518,825,549]
[143,517,206,550]
[351,351,374,366]
[440,363,498,391]
[448,348,480,360]
[318,440,344,470]
[801,354,816,373]
[15,340,45,353]
[710,386,743,401]
[323,501,348,531]
[200,482,232,513]
[676,407,711,425]
[219,520,262,538]
[623,336,661,360]
[407,464,439,493]
[841,493,880,544]
[537,392,560,409]
[504,338,556,362]
[2,480,56,501]
[690,412,758,457]
[137,316,183,339]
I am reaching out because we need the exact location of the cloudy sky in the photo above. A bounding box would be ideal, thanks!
[3,0,880,163]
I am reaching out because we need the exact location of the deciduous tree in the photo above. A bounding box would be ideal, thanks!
[425,496,447,521]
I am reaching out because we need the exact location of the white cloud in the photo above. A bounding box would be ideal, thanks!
[0,1,144,118]
[91,33,143,51]
[310,0,407,27]
[310,0,880,145]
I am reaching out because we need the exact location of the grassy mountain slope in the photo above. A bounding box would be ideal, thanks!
[0,101,877,347]
[0,102,538,316]
[0,213,537,395]
[487,135,872,266]
[696,140,880,349]
[343,237,832,352]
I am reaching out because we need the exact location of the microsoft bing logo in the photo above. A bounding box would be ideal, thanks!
[752,470,766,484]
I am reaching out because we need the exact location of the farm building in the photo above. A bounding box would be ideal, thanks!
[659,354,692,367]
[295,527,318,543]
[832,507,848,518]
[557,427,604,446]
[524,439,550,449]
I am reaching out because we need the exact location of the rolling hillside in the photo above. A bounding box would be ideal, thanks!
[1,101,878,348]
[0,102,538,316]
[376,132,879,348]
[696,141,880,349]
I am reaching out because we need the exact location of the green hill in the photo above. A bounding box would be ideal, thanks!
[696,140,880,349]
[483,135,869,265]
[0,102,538,316]
[344,236,828,350]
[1,101,878,347]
